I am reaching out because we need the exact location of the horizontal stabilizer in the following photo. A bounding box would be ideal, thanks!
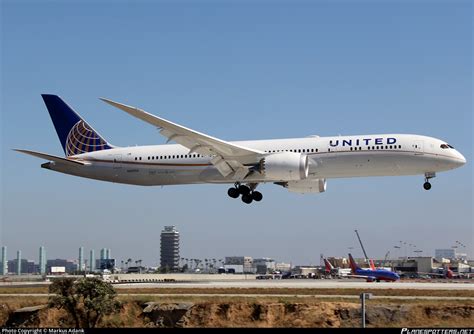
[14,149,89,166]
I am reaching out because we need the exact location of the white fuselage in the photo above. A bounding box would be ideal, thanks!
[43,134,466,186]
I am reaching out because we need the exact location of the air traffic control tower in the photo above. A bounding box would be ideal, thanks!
[160,226,180,271]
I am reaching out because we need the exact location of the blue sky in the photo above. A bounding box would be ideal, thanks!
[1,1,472,267]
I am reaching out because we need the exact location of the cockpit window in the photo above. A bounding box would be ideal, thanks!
[448,144,454,149]
[440,144,449,149]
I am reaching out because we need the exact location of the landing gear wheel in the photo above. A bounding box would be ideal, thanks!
[252,191,263,202]
[239,185,251,195]
[423,182,431,190]
[227,187,240,198]
[242,194,253,204]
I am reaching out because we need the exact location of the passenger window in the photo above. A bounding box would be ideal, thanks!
[316,149,318,152]
[328,148,330,152]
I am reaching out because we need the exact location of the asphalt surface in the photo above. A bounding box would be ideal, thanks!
[1,279,473,290]
[111,279,474,290]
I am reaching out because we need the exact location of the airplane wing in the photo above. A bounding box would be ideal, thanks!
[100,98,265,179]
[14,149,90,166]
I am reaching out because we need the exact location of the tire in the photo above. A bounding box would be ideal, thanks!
[252,191,263,202]
[423,182,431,190]
[241,194,253,204]
[239,185,250,195]
[227,187,239,198]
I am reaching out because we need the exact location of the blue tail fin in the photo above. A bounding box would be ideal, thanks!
[42,94,113,156]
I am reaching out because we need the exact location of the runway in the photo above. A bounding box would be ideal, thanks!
[1,279,473,291]
[112,279,474,290]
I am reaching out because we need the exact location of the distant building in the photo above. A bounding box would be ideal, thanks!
[253,258,276,274]
[1,246,7,275]
[39,246,46,275]
[46,259,76,274]
[16,251,21,275]
[8,258,37,274]
[435,249,455,260]
[275,262,291,272]
[160,226,180,271]
[225,256,255,274]
[78,247,84,272]
[89,250,95,272]
[99,259,115,271]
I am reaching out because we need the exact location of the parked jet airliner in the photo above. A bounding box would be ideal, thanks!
[348,254,400,282]
[16,95,466,204]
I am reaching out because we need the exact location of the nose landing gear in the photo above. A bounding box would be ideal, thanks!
[227,182,263,204]
[423,172,436,190]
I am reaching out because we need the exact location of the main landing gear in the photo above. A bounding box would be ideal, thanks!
[227,182,263,204]
[423,172,436,190]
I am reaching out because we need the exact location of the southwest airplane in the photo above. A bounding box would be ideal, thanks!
[15,95,466,204]
[348,254,400,282]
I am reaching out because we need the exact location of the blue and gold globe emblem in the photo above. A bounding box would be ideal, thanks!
[66,120,110,156]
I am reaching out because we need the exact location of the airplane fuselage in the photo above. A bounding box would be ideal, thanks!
[43,134,466,187]
[354,267,400,282]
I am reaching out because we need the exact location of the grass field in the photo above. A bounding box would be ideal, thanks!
[1,286,473,297]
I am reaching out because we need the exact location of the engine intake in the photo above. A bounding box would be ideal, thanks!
[260,152,309,181]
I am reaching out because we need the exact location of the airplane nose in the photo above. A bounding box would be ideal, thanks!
[453,150,466,167]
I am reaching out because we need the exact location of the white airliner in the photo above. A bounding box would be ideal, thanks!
[16,95,466,204]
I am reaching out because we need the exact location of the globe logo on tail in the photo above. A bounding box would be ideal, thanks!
[65,120,111,156]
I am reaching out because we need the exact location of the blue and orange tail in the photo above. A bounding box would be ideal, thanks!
[348,253,360,273]
[41,94,114,156]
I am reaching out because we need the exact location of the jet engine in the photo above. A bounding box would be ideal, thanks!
[260,152,309,181]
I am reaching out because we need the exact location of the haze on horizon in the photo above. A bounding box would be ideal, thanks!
[1,1,472,267]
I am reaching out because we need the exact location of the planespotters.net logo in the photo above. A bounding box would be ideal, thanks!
[401,329,474,334]
[65,120,110,156]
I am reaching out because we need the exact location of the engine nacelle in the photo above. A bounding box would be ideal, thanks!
[281,178,327,194]
[261,152,308,181]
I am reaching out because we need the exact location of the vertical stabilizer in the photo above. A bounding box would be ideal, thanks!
[348,253,360,273]
[41,94,113,156]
